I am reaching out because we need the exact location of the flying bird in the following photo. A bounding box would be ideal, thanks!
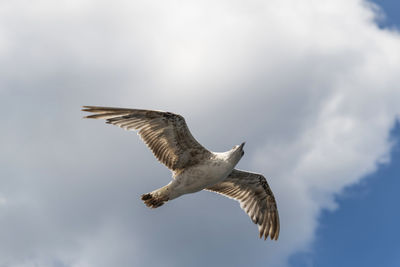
[82,106,280,240]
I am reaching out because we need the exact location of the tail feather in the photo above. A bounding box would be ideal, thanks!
[141,193,169,208]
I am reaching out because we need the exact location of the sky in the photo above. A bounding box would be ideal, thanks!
[373,0,400,27]
[291,1,400,266]
[291,122,400,267]
[0,0,400,267]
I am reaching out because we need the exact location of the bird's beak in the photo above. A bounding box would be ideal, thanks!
[239,142,246,149]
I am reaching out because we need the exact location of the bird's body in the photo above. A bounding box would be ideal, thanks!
[82,106,280,240]
[156,151,241,203]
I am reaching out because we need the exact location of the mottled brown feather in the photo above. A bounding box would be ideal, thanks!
[205,169,280,240]
[82,106,211,171]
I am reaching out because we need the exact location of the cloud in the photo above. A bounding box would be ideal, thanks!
[0,0,400,266]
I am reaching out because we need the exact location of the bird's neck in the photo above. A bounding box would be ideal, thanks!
[213,150,240,166]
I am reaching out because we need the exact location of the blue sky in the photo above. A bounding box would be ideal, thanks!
[1,1,400,267]
[374,0,400,27]
[291,122,400,267]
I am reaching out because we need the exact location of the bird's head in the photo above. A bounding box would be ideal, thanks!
[230,142,245,163]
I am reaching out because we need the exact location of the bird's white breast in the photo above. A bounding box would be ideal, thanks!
[169,152,236,199]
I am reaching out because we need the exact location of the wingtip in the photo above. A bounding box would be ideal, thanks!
[81,106,112,119]
[273,228,280,240]
[258,222,279,241]
[272,230,279,241]
[82,105,95,112]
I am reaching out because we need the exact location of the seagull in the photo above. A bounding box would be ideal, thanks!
[82,106,280,240]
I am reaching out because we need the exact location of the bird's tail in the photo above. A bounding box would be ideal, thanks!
[141,192,169,208]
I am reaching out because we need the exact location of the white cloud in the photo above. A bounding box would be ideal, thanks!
[1,0,400,266]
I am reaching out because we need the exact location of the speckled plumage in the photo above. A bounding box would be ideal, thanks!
[82,106,279,240]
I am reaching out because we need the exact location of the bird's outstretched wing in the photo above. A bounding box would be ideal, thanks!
[82,106,211,171]
[206,169,280,240]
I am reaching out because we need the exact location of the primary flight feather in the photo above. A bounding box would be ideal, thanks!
[82,106,280,240]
